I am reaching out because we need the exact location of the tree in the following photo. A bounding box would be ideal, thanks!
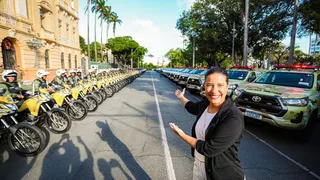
[96,0,111,61]
[85,0,91,61]
[79,36,88,55]
[109,13,122,38]
[106,36,148,67]
[176,0,293,66]
[132,46,148,68]
[165,48,185,67]
[272,42,289,65]
[299,0,320,34]
[89,42,103,62]
[90,0,98,62]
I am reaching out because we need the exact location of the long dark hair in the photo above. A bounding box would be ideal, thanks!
[205,67,229,84]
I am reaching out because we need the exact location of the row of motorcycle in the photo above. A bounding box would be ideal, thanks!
[0,69,143,157]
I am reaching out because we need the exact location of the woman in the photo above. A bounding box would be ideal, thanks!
[170,67,244,180]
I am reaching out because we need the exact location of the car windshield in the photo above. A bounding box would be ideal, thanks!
[200,70,207,75]
[192,70,204,74]
[254,72,314,88]
[227,70,248,80]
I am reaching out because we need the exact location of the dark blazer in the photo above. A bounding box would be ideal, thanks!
[185,97,244,180]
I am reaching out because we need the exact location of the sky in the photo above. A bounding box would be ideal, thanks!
[77,0,310,65]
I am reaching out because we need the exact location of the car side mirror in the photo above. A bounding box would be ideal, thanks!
[248,77,255,83]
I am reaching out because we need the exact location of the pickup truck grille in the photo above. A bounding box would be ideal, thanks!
[187,78,201,86]
[236,92,287,116]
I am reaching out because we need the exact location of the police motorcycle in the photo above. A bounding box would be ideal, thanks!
[17,70,72,134]
[0,69,47,157]
[70,74,99,112]
[47,83,88,121]
[81,69,105,105]
[48,69,88,121]
[0,92,46,157]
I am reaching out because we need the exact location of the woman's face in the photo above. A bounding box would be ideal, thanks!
[205,73,228,107]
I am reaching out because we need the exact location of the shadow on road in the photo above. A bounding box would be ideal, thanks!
[39,134,94,180]
[98,158,132,180]
[96,120,151,180]
[0,142,37,179]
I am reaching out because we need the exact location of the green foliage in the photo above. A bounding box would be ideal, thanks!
[299,0,320,34]
[79,36,88,55]
[165,48,185,67]
[176,0,294,66]
[90,42,103,62]
[144,63,156,69]
[106,36,148,66]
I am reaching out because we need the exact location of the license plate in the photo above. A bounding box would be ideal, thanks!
[244,110,262,120]
[188,85,195,88]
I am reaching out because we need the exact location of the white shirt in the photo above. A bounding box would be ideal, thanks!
[195,107,216,162]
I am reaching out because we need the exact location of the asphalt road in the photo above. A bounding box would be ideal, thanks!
[0,70,319,180]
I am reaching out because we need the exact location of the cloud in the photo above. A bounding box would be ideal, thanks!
[115,19,183,64]
[177,0,196,10]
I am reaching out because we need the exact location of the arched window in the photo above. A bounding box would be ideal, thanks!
[74,55,77,69]
[61,52,65,68]
[1,38,16,69]
[45,50,49,68]
[68,54,71,68]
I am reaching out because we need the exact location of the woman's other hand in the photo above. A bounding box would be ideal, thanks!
[175,88,185,99]
[169,123,185,136]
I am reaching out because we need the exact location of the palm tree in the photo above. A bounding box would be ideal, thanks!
[106,12,116,40]
[85,0,91,62]
[109,13,122,38]
[96,0,110,62]
[88,0,98,62]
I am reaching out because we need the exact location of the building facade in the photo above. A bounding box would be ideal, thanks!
[0,0,88,82]
[310,34,320,56]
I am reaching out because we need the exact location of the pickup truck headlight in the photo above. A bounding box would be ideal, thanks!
[234,89,243,97]
[282,98,308,107]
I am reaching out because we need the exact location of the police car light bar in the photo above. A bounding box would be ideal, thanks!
[231,66,253,69]
[274,65,319,69]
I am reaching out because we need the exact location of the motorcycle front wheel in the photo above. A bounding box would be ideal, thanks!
[85,96,99,112]
[45,110,72,134]
[66,101,88,121]
[8,124,46,157]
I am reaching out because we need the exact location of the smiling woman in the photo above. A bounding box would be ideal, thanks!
[170,67,245,180]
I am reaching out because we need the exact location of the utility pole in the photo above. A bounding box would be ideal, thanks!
[243,0,249,66]
[288,0,298,65]
[130,49,133,69]
[192,38,195,68]
[87,0,90,62]
[232,22,236,66]
[94,1,97,62]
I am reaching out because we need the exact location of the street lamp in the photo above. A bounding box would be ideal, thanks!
[27,37,44,68]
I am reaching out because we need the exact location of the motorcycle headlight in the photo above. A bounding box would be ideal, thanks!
[282,98,308,107]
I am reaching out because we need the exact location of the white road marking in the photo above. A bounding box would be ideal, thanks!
[151,72,176,180]
[245,129,320,180]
